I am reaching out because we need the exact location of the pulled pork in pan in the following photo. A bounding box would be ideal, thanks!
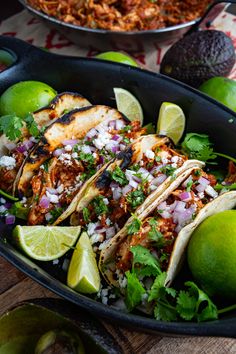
[27,0,212,31]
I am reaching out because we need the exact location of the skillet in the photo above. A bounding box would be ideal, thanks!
[0,35,236,337]
[18,0,234,51]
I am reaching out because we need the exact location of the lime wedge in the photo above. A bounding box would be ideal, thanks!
[114,87,144,125]
[156,102,185,145]
[13,225,81,261]
[67,231,100,294]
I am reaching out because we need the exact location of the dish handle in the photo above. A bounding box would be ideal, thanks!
[0,35,43,74]
[186,0,236,35]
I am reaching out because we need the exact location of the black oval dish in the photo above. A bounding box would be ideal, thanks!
[0,35,235,338]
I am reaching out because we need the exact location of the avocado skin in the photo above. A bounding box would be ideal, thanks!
[160,30,236,88]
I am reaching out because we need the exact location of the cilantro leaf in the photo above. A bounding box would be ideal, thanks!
[111,166,128,186]
[176,290,197,321]
[24,114,40,137]
[0,115,24,140]
[181,133,217,163]
[131,245,161,275]
[124,271,146,311]
[8,202,29,220]
[78,151,95,168]
[148,272,168,302]
[92,196,108,216]
[214,182,236,191]
[126,215,142,235]
[160,165,176,176]
[185,281,218,322]
[82,207,90,223]
[147,218,165,247]
[154,301,178,322]
[126,188,145,209]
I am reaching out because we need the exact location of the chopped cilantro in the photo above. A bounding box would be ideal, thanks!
[126,188,145,209]
[129,164,140,172]
[92,196,108,216]
[127,215,142,235]
[78,152,95,167]
[214,182,236,191]
[123,137,131,144]
[148,219,165,247]
[43,160,49,173]
[155,155,161,162]
[121,125,132,133]
[48,207,63,224]
[8,202,29,220]
[160,165,176,176]
[110,166,128,186]
[82,207,90,223]
[186,180,193,192]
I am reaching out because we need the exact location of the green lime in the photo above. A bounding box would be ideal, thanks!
[0,80,57,118]
[199,77,236,112]
[95,51,139,67]
[13,225,81,261]
[67,231,100,294]
[113,87,144,124]
[187,210,236,300]
[156,102,185,144]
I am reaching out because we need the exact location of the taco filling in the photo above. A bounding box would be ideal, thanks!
[72,139,188,253]
[27,118,144,225]
[115,168,218,277]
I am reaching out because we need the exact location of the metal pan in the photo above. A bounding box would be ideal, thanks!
[0,35,236,337]
[18,0,234,51]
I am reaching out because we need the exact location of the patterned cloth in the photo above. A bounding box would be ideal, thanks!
[0,9,235,79]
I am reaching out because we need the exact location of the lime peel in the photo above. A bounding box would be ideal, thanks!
[113,87,144,125]
[67,231,100,294]
[156,102,185,145]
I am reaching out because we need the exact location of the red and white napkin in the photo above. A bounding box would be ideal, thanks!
[0,9,235,79]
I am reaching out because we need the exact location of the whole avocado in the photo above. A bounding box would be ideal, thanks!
[160,30,235,88]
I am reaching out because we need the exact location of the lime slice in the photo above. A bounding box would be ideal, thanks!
[13,225,81,261]
[156,102,185,145]
[67,231,100,294]
[114,87,144,125]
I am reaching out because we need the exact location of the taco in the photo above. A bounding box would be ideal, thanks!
[25,106,144,225]
[99,166,236,291]
[0,92,91,195]
[70,134,204,256]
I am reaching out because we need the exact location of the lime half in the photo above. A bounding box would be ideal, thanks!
[13,225,81,261]
[67,231,100,294]
[156,102,185,145]
[114,87,144,125]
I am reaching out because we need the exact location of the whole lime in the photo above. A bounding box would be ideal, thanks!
[199,77,236,112]
[0,80,57,118]
[95,51,139,67]
[187,210,236,300]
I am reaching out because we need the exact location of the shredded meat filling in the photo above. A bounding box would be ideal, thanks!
[27,0,212,31]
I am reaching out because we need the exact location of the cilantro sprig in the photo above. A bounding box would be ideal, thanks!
[124,244,236,322]
[0,113,40,141]
[181,133,236,164]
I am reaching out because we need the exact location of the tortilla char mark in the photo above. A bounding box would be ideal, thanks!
[17,105,126,195]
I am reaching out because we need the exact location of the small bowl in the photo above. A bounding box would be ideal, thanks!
[0,298,122,354]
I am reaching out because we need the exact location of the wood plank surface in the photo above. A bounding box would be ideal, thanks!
[0,256,235,354]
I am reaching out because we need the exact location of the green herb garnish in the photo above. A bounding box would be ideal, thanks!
[126,188,145,208]
[111,166,128,186]
[127,215,142,235]
[92,196,108,216]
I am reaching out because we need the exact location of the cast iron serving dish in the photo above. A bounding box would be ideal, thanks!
[18,0,233,51]
[0,35,236,337]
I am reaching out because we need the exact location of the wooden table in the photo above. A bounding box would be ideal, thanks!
[1,256,235,354]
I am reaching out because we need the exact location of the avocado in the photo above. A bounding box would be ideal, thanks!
[160,30,236,88]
